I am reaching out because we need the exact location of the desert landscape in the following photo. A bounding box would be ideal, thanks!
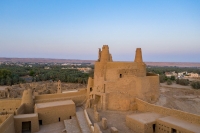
[1,0,200,132]
[1,57,200,67]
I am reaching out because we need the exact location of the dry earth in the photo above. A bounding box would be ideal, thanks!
[155,83,200,115]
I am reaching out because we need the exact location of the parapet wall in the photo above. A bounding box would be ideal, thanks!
[35,89,87,105]
[135,98,200,125]
[15,104,25,115]
[0,114,15,133]
[0,99,21,114]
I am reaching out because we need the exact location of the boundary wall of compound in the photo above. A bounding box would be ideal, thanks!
[0,114,15,133]
[35,89,87,105]
[136,98,200,125]
[15,104,24,115]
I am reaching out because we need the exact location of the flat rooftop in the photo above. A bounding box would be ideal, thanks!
[158,116,200,132]
[14,113,38,119]
[127,112,163,124]
[35,100,74,109]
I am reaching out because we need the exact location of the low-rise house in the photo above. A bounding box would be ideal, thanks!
[165,71,177,78]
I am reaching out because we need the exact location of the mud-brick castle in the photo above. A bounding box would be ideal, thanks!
[0,45,200,133]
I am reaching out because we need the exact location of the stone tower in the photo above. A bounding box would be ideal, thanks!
[100,45,113,62]
[134,48,143,63]
[21,89,34,114]
[57,80,62,93]
[134,48,146,77]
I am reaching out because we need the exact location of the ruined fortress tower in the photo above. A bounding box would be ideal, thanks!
[87,45,160,111]
[21,89,34,114]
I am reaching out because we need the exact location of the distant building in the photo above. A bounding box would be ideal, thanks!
[61,63,70,66]
[44,66,50,69]
[178,71,187,78]
[185,72,199,78]
[77,67,91,73]
[165,71,177,78]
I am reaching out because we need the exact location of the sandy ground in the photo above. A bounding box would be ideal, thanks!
[35,121,65,133]
[155,83,200,115]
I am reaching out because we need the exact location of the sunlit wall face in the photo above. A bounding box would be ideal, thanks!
[0,0,200,62]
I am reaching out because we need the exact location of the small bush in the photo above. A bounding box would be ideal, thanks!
[170,76,175,81]
[159,75,166,83]
[176,79,189,86]
[166,79,172,85]
[191,81,200,89]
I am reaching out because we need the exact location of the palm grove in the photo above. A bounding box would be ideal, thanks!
[0,64,93,85]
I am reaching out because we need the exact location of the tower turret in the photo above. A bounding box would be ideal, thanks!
[100,45,112,62]
[134,48,143,62]
[21,89,34,114]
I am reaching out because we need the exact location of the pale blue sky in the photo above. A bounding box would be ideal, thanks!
[0,0,200,62]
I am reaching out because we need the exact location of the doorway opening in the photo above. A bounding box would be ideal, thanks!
[39,120,42,125]
[153,124,156,132]
[59,117,60,122]
[22,121,31,132]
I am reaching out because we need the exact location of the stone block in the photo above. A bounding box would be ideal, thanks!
[94,111,100,122]
[110,127,118,133]
[102,117,107,129]
[94,123,102,133]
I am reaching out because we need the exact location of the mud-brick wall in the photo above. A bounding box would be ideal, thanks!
[35,102,75,125]
[126,115,145,133]
[156,119,193,133]
[136,98,200,125]
[34,89,87,105]
[0,99,21,114]
[14,114,39,133]
[0,114,15,133]
[15,104,25,115]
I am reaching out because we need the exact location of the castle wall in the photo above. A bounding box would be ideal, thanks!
[87,77,94,98]
[107,92,134,111]
[21,89,34,114]
[135,76,159,102]
[14,113,39,133]
[126,115,145,133]
[15,104,25,115]
[0,99,21,114]
[0,114,15,133]
[136,98,200,125]
[35,100,75,125]
[34,89,87,105]
[156,117,196,133]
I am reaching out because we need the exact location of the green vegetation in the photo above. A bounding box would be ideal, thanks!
[176,79,189,86]
[0,69,25,85]
[147,66,200,75]
[166,79,172,85]
[0,64,93,85]
[191,81,200,89]
[159,75,166,83]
